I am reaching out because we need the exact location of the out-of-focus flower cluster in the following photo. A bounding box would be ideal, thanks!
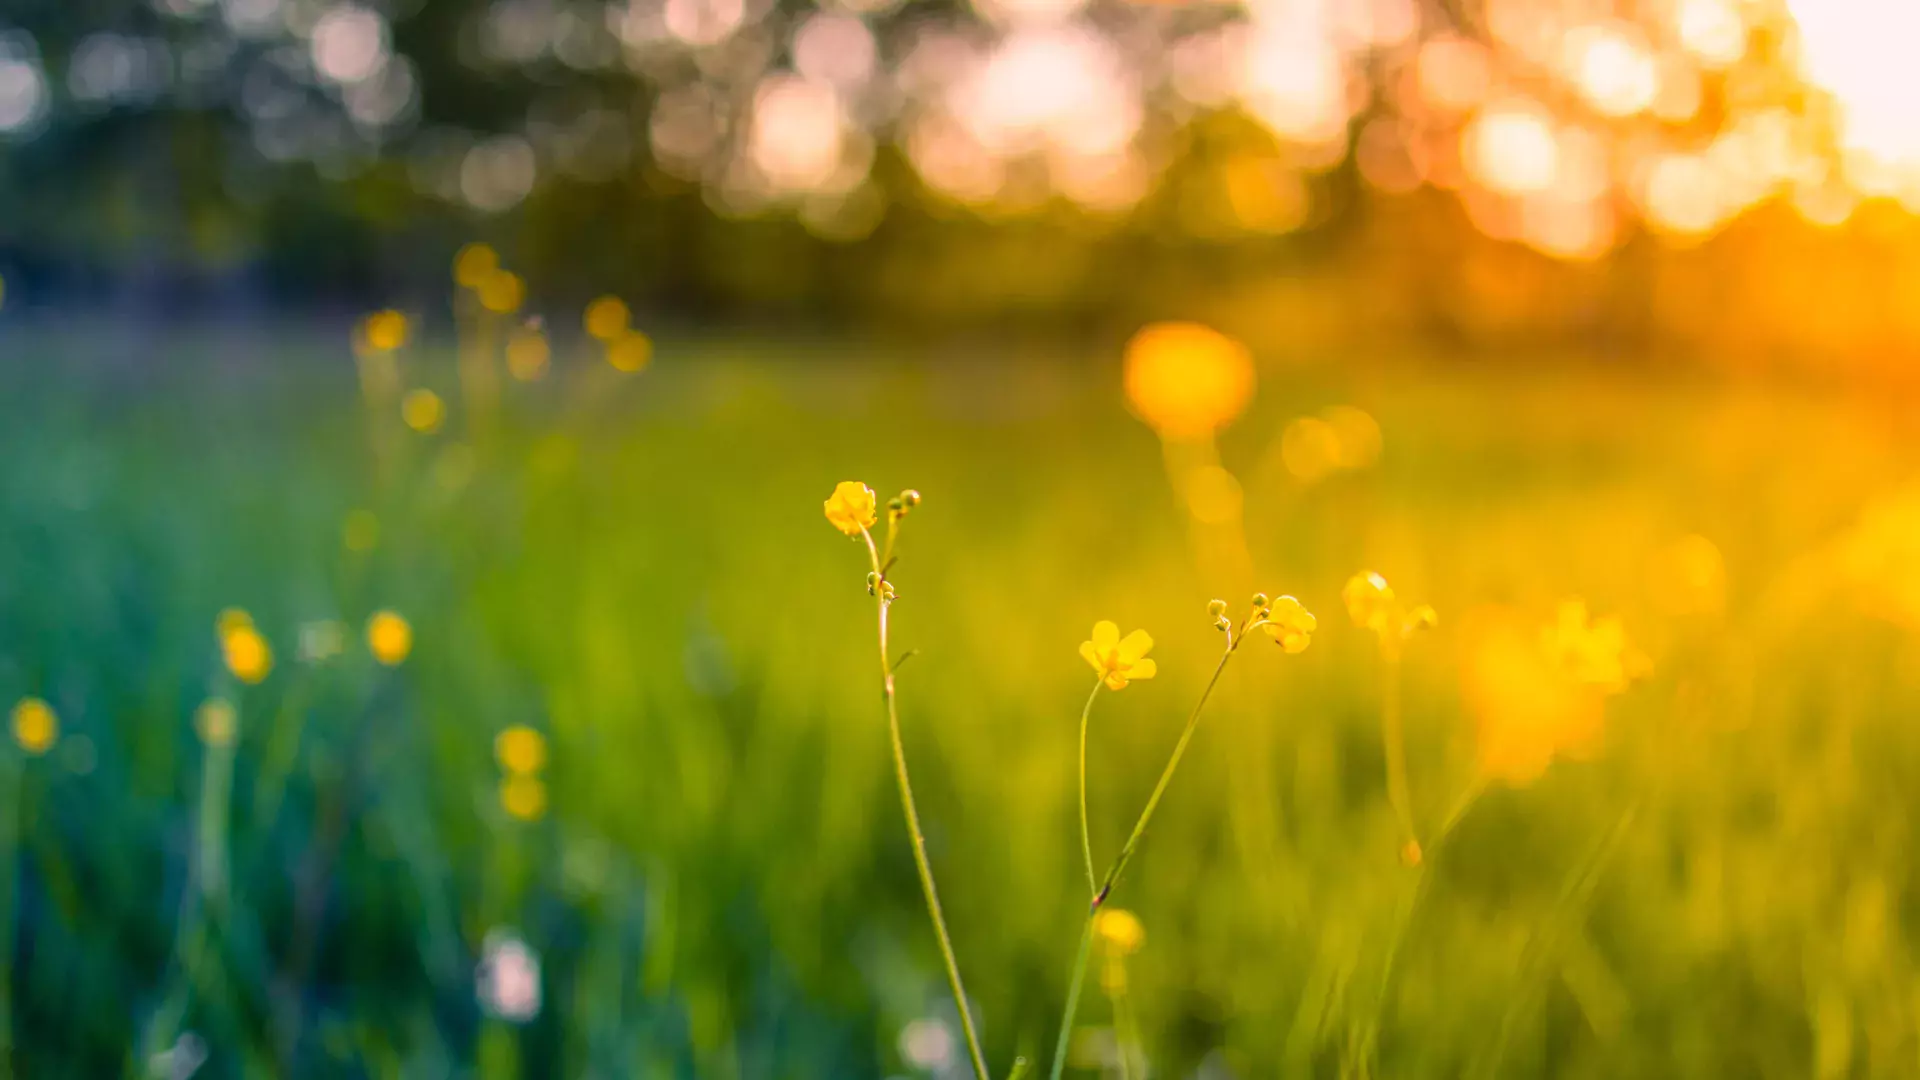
[2,1,1913,255]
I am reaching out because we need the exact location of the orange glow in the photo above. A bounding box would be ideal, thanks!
[1122,322,1255,439]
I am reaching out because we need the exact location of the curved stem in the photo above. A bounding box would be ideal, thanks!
[1094,643,1237,904]
[864,528,991,1080]
[1380,649,1419,855]
[1077,677,1104,900]
[1051,637,1242,1079]
[1047,915,1096,1080]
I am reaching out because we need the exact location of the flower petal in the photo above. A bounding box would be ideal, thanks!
[1080,640,1103,672]
[1092,620,1119,650]
[1126,658,1156,680]
[1117,629,1153,663]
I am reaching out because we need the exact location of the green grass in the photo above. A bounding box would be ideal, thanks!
[4,325,1920,1078]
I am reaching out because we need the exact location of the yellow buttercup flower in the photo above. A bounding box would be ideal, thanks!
[478,270,525,315]
[453,243,499,290]
[1080,621,1157,690]
[402,388,445,433]
[1344,572,1396,633]
[500,774,548,820]
[367,610,413,666]
[1541,600,1643,694]
[1262,595,1316,653]
[221,620,273,684]
[1345,571,1437,645]
[495,726,548,776]
[583,296,630,342]
[824,481,879,536]
[607,331,652,373]
[360,309,408,353]
[1095,908,1145,955]
[195,699,238,748]
[1122,322,1255,438]
[11,697,58,755]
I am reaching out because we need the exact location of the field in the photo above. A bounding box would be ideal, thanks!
[6,320,1920,1078]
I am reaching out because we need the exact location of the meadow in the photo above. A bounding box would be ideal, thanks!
[6,310,1920,1079]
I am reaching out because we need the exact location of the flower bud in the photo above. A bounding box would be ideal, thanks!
[899,489,922,509]
[1251,592,1270,610]
[887,496,905,514]
[865,571,880,595]
[1207,599,1227,618]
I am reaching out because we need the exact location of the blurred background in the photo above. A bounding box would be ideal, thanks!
[8,0,1920,1076]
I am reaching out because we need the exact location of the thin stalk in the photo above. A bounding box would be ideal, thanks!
[1077,678,1104,899]
[0,756,19,1078]
[1107,955,1141,1080]
[863,528,990,1080]
[1379,650,1419,856]
[1048,916,1096,1080]
[1051,627,1250,1080]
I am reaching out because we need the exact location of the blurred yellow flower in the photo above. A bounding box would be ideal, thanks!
[1344,572,1397,633]
[824,481,878,536]
[501,774,548,820]
[607,331,652,373]
[1345,571,1437,645]
[402,388,444,433]
[506,326,550,381]
[1262,595,1317,653]
[1080,621,1156,690]
[584,296,630,342]
[495,726,548,776]
[11,697,58,755]
[1541,600,1644,694]
[453,243,499,289]
[221,619,273,684]
[1463,603,1639,786]
[1095,908,1145,955]
[367,610,413,666]
[478,270,525,315]
[1122,322,1255,439]
[360,309,408,353]
[195,699,238,748]
[1650,533,1726,617]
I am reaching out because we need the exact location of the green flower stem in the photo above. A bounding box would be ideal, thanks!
[1077,677,1104,900]
[863,529,991,1080]
[1380,649,1419,855]
[1050,628,1248,1080]
[1047,915,1096,1080]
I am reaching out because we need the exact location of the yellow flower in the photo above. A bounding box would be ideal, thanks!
[824,481,878,536]
[1095,908,1145,955]
[607,330,652,373]
[367,610,413,666]
[402,388,445,433]
[1344,572,1396,633]
[583,296,630,342]
[360,309,408,353]
[222,621,273,684]
[1262,595,1316,653]
[1463,603,1637,787]
[1540,600,1643,694]
[453,243,499,290]
[11,697,58,755]
[195,699,238,748]
[506,326,550,381]
[1122,322,1256,438]
[1080,621,1156,690]
[501,774,548,820]
[478,270,525,315]
[495,726,548,776]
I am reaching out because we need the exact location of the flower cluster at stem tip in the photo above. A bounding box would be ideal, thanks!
[1344,571,1437,648]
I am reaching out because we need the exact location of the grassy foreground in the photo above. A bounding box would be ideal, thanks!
[4,323,1920,1078]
